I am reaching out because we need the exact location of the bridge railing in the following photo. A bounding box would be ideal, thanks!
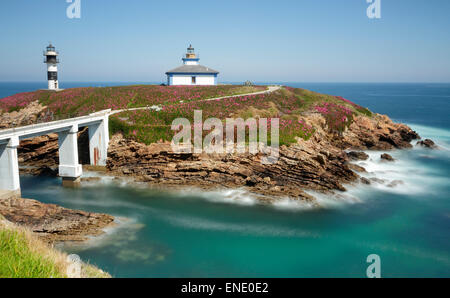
[1,109,110,130]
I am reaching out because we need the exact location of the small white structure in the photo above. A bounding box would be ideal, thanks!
[166,45,219,86]
[44,43,60,90]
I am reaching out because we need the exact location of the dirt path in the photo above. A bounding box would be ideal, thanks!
[110,85,281,115]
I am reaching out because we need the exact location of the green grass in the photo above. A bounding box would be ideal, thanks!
[0,216,110,278]
[0,84,266,116]
[109,87,325,146]
[0,228,63,278]
[3,84,373,147]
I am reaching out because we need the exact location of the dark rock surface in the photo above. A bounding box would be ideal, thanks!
[417,139,437,149]
[381,153,395,162]
[347,151,369,161]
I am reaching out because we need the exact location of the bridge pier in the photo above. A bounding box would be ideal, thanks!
[88,116,109,166]
[58,124,82,187]
[0,109,111,193]
[0,136,20,197]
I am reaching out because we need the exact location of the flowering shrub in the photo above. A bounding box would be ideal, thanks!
[335,96,372,117]
[1,84,373,147]
[0,85,265,115]
[315,102,353,134]
[0,91,48,113]
[278,118,315,144]
[112,89,315,145]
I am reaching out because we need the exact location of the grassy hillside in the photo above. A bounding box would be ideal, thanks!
[110,86,372,145]
[0,215,110,278]
[0,84,372,146]
[0,85,265,116]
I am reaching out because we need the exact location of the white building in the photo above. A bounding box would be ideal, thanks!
[166,45,219,86]
[43,43,60,90]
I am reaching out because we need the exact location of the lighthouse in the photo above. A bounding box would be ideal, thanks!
[166,45,219,86]
[44,43,60,90]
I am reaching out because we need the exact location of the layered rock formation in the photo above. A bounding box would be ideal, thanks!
[0,197,114,243]
[104,113,420,201]
[12,110,420,203]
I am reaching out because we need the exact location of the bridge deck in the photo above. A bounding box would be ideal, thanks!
[0,109,111,144]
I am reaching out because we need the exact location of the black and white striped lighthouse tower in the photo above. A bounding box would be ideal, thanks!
[43,43,60,90]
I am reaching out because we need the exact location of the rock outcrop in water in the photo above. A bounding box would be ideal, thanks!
[102,113,419,201]
[381,153,395,162]
[417,139,438,149]
[0,196,114,243]
[334,114,420,150]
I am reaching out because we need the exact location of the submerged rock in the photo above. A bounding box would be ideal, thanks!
[347,163,367,173]
[360,177,371,185]
[417,139,437,149]
[381,153,395,162]
[370,178,386,184]
[387,180,404,188]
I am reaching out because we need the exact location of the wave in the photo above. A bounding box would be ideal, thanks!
[160,212,319,238]
[407,123,450,150]
[74,123,449,213]
[57,216,145,252]
[181,188,260,206]
[341,123,450,201]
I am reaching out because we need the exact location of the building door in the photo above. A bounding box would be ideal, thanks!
[191,76,196,84]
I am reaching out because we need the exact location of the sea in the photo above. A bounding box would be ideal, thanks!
[1,82,449,277]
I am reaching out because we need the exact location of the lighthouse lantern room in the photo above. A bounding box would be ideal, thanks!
[44,43,60,90]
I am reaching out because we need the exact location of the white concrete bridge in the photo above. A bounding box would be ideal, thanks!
[0,109,111,196]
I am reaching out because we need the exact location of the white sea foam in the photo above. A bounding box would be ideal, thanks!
[175,187,322,211]
[76,124,449,212]
[271,198,317,211]
[352,151,430,195]
[189,188,259,206]
[304,189,363,209]
[160,212,319,238]
[343,123,450,201]
[408,123,450,150]
[59,216,145,252]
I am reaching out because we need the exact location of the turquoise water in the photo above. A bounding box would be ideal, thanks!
[5,83,450,277]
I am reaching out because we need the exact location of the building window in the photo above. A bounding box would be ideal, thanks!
[191,76,196,84]
[48,71,58,80]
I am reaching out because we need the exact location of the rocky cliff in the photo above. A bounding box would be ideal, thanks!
[2,97,421,205]
[104,113,419,202]
[9,110,420,204]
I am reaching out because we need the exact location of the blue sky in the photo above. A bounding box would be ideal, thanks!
[1,0,449,83]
